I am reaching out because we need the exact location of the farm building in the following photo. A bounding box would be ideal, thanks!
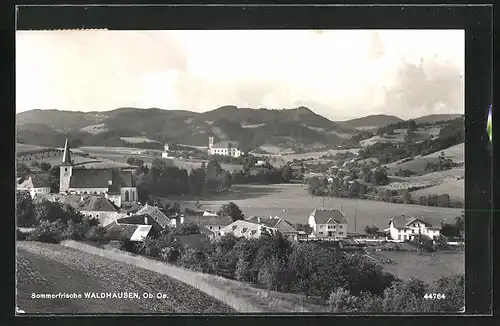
[105,221,159,251]
[385,215,441,241]
[116,214,165,234]
[245,216,299,242]
[220,219,278,239]
[308,209,348,240]
[183,214,233,238]
[16,174,51,199]
[208,137,242,158]
[135,203,172,228]
[77,195,127,227]
[59,137,138,206]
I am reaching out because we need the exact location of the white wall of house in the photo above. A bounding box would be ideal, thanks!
[69,187,108,195]
[208,147,242,158]
[80,210,126,227]
[308,214,347,239]
[18,187,51,199]
[205,225,225,237]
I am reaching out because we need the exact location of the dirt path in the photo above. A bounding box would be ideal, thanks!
[16,241,235,314]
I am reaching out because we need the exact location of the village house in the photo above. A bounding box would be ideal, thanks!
[116,214,165,234]
[220,219,278,239]
[59,138,138,207]
[77,195,127,227]
[135,203,172,229]
[308,209,348,240]
[245,216,299,242]
[105,221,158,251]
[385,215,441,241]
[161,142,174,159]
[208,137,242,158]
[16,174,51,199]
[182,213,233,237]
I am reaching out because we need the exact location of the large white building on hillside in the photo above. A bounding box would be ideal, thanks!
[208,137,242,158]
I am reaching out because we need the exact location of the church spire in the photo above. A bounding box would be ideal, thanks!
[62,136,72,165]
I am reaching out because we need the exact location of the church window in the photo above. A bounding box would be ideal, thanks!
[125,190,130,201]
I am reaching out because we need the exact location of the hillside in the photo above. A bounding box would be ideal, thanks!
[413,114,463,125]
[340,114,404,130]
[16,106,358,152]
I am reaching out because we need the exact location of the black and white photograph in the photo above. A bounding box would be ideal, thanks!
[16,28,465,314]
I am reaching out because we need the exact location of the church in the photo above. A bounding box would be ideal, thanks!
[59,138,138,207]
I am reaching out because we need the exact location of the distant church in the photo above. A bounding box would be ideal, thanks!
[59,138,138,207]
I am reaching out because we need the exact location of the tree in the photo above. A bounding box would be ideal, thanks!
[165,202,181,215]
[16,190,36,227]
[281,165,293,183]
[364,225,379,235]
[40,162,52,172]
[218,202,244,222]
[328,288,359,313]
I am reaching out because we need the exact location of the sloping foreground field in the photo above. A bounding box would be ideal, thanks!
[184,184,463,233]
[16,241,234,314]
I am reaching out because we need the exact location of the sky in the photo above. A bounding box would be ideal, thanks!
[16,30,464,121]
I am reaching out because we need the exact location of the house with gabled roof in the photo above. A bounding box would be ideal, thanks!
[77,195,127,227]
[183,214,233,238]
[17,174,51,199]
[246,216,299,242]
[116,214,165,234]
[135,203,172,228]
[308,209,348,240]
[208,137,242,158]
[105,221,158,244]
[385,215,441,241]
[220,219,278,239]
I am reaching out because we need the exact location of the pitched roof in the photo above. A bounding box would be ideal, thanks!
[69,169,135,189]
[136,204,171,228]
[390,216,434,229]
[17,174,49,188]
[246,216,298,234]
[221,220,276,238]
[310,209,347,224]
[130,225,153,241]
[212,140,240,149]
[77,195,118,212]
[105,221,139,240]
[117,214,164,232]
[184,214,233,226]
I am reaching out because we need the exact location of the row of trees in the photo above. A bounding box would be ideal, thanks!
[134,227,463,312]
[231,164,294,184]
[133,159,233,201]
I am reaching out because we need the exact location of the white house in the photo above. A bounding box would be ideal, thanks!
[208,137,242,158]
[308,209,348,240]
[17,174,51,199]
[385,215,441,241]
[220,219,278,239]
[135,203,172,229]
[245,215,299,242]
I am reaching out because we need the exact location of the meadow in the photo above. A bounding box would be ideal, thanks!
[120,136,161,144]
[178,184,463,233]
[372,250,465,285]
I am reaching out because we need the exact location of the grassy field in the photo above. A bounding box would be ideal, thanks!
[411,179,465,201]
[371,250,465,285]
[17,143,51,153]
[385,143,464,175]
[381,167,464,191]
[120,136,161,144]
[177,184,463,233]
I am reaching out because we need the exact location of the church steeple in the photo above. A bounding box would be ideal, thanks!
[62,137,72,166]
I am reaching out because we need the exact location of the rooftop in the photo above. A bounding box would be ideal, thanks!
[310,209,347,224]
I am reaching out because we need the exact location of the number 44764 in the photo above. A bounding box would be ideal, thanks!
[424,293,446,299]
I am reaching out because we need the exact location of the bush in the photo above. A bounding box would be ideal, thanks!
[27,220,65,243]
[328,288,360,313]
[85,225,108,244]
[179,248,211,272]
[17,228,28,241]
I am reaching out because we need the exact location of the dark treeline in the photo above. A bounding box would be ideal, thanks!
[133,158,232,202]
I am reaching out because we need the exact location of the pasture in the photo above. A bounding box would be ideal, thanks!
[373,250,465,285]
[120,136,161,144]
[411,179,465,201]
[381,167,464,191]
[178,184,463,233]
[17,143,51,153]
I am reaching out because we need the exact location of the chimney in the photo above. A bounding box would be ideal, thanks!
[180,214,184,224]
[144,216,148,225]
